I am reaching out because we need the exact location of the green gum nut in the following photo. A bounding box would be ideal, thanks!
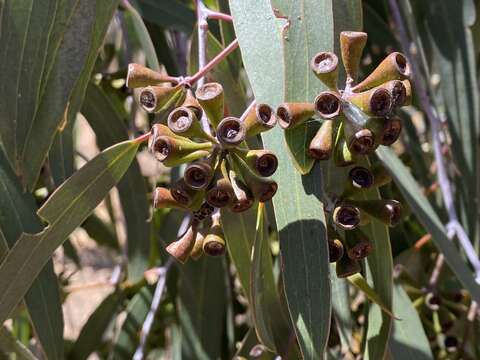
[352,52,411,93]
[309,119,334,160]
[242,103,277,137]
[340,31,368,83]
[165,223,198,263]
[346,199,403,227]
[127,63,172,88]
[139,84,184,113]
[310,51,339,91]
[167,106,217,142]
[231,153,277,203]
[195,82,225,129]
[276,102,315,129]
[150,135,212,167]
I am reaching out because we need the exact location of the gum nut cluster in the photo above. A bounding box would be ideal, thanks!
[126,64,279,263]
[275,31,411,277]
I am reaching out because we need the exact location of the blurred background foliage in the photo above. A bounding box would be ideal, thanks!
[0,0,479,359]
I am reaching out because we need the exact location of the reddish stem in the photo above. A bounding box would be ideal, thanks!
[205,10,233,22]
[183,39,239,86]
[134,131,151,143]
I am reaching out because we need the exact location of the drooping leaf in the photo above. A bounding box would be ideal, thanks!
[178,256,228,360]
[230,1,332,357]
[70,290,126,360]
[377,147,480,302]
[331,271,353,352]
[221,207,256,297]
[0,139,140,324]
[0,149,63,360]
[48,118,75,187]
[81,214,119,250]
[347,273,396,319]
[250,204,294,355]
[10,0,119,189]
[82,82,150,281]
[389,283,433,360]
[359,163,394,360]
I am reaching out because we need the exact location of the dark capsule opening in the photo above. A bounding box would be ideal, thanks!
[348,241,373,260]
[257,104,274,124]
[217,117,245,146]
[276,105,291,128]
[255,153,278,177]
[185,163,212,189]
[349,166,374,188]
[381,118,402,146]
[334,205,361,229]
[311,52,337,73]
[170,188,191,206]
[444,336,458,352]
[315,92,341,118]
[259,181,278,202]
[204,240,226,256]
[386,201,402,226]
[207,188,232,208]
[395,53,408,74]
[349,129,374,155]
[140,89,156,111]
[370,88,392,116]
[231,198,254,213]
[152,137,171,161]
[390,81,407,107]
[328,239,344,263]
[168,108,192,133]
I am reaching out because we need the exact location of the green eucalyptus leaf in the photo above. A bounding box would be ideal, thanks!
[389,283,433,360]
[377,147,480,302]
[0,326,37,360]
[0,0,119,189]
[135,0,195,34]
[0,139,140,324]
[221,207,256,297]
[230,1,333,357]
[82,82,150,281]
[0,149,63,360]
[178,256,228,360]
[250,204,293,355]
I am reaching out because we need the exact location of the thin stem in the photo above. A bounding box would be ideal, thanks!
[134,131,151,143]
[239,100,256,122]
[205,9,233,22]
[184,39,239,86]
[388,0,480,281]
[133,258,173,360]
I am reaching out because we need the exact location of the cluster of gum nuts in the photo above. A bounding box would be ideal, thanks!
[274,31,412,277]
[126,64,279,263]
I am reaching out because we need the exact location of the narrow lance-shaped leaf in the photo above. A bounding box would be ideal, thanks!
[14,0,118,189]
[178,257,228,360]
[0,148,64,360]
[250,203,294,355]
[230,0,333,357]
[0,139,141,323]
[389,283,433,360]
[82,82,150,281]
